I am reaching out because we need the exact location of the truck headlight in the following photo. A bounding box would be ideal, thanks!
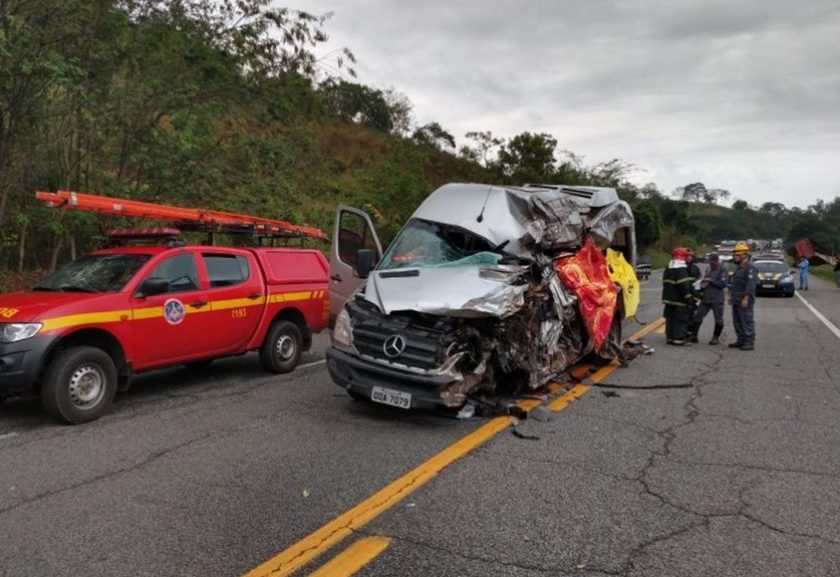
[332,308,354,350]
[0,323,43,343]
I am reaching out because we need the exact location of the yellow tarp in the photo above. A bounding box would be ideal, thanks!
[606,248,640,319]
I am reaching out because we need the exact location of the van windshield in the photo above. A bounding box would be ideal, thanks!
[379,219,495,270]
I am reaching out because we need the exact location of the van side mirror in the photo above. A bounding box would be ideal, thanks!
[139,277,170,297]
[355,249,374,279]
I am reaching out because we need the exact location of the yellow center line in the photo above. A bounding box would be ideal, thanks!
[240,317,666,577]
[306,537,390,577]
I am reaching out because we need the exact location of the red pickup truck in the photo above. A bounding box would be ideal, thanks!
[0,244,328,423]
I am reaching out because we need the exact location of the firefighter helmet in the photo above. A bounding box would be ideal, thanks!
[733,242,751,254]
[672,247,689,260]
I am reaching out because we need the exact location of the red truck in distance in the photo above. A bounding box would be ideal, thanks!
[0,192,329,424]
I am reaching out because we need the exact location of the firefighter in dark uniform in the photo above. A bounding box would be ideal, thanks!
[729,242,758,350]
[688,253,727,344]
[662,247,694,346]
[685,248,703,342]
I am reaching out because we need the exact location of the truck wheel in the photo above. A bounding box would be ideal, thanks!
[41,347,118,424]
[260,321,303,374]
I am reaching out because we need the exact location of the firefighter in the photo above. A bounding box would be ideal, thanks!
[662,247,694,346]
[729,242,758,351]
[685,248,702,342]
[688,253,727,344]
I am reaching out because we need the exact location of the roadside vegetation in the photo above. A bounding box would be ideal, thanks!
[1,1,838,288]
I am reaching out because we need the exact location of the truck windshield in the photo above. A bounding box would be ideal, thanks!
[379,219,495,270]
[33,254,151,293]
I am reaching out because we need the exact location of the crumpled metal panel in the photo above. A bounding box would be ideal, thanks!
[506,189,584,251]
[363,264,530,318]
[408,183,630,258]
[586,201,635,244]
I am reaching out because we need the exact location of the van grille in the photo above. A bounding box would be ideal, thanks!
[348,301,447,370]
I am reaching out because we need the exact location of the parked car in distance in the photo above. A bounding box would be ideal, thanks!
[635,255,652,280]
[754,259,795,297]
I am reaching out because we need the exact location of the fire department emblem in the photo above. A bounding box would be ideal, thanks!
[163,298,186,325]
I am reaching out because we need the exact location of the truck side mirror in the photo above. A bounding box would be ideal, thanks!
[139,277,170,297]
[355,249,374,279]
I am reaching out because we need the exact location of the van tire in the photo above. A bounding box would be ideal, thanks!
[41,346,118,424]
[260,321,303,374]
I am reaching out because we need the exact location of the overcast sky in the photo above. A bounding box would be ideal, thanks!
[299,1,840,209]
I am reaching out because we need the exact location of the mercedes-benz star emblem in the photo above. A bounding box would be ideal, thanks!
[383,335,407,358]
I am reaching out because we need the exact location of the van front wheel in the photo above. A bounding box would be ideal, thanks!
[260,321,303,374]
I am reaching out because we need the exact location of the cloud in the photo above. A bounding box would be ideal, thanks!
[301,0,840,208]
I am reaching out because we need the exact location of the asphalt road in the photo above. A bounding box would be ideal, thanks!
[1,271,839,576]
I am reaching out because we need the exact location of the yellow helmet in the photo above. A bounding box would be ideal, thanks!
[733,241,751,254]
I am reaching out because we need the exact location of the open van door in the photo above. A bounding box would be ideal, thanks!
[329,205,383,327]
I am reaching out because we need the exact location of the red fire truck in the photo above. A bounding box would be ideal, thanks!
[0,191,329,424]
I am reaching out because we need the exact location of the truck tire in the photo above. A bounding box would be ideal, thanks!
[259,321,303,374]
[41,346,118,424]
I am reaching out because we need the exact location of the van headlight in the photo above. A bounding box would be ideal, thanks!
[332,308,354,350]
[0,323,43,343]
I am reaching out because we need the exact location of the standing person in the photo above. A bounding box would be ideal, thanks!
[685,248,703,342]
[798,257,810,290]
[662,247,694,346]
[729,242,758,351]
[688,253,727,345]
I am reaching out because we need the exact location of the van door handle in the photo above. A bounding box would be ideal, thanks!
[247,293,261,300]
[190,300,208,308]
[330,274,342,282]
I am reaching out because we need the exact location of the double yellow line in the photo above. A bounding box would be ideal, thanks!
[243,317,666,577]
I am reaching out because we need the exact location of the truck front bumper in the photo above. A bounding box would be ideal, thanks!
[327,347,454,411]
[0,336,54,395]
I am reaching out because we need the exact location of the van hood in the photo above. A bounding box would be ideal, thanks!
[362,264,530,318]
[0,291,113,322]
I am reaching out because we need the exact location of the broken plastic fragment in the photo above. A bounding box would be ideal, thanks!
[529,406,553,422]
[456,403,476,419]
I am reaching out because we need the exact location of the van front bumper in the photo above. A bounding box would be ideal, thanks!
[327,347,453,410]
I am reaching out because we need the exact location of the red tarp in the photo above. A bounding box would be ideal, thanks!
[554,237,618,350]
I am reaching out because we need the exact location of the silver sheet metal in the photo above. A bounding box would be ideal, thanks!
[363,265,530,318]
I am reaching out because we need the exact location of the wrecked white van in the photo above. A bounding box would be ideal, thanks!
[326,183,635,410]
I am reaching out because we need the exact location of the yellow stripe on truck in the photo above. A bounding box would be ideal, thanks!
[38,290,310,333]
[41,310,130,332]
[268,291,312,304]
[212,296,267,311]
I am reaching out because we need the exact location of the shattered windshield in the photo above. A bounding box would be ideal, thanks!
[378,219,495,270]
[33,254,151,293]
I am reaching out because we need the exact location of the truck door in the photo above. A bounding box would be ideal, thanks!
[329,206,383,326]
[131,252,215,367]
[199,251,262,351]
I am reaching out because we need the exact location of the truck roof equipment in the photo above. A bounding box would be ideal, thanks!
[36,190,327,241]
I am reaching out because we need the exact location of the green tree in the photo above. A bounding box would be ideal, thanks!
[633,200,662,248]
[497,131,557,183]
[412,122,455,152]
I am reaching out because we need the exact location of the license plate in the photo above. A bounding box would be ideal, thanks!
[371,386,411,409]
[762,283,775,288]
